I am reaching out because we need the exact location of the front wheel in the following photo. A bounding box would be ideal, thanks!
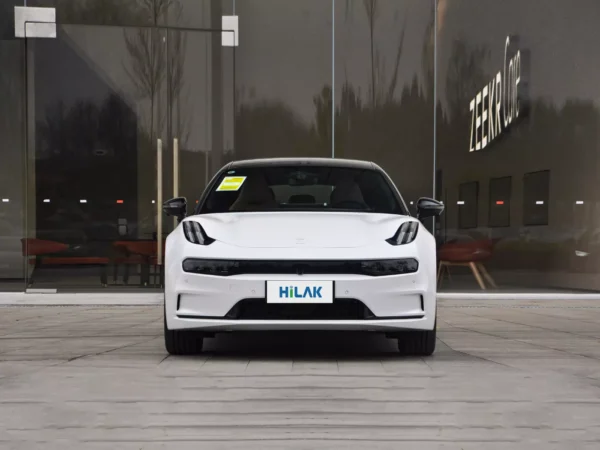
[164,315,204,355]
[397,323,436,356]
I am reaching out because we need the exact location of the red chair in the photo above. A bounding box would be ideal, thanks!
[438,239,498,290]
[21,238,69,257]
[21,238,109,286]
[113,240,166,287]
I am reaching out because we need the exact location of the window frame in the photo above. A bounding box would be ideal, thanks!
[523,170,550,227]
[458,181,479,230]
[488,176,512,228]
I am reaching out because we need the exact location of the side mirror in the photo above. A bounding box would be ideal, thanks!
[416,197,444,220]
[163,197,187,223]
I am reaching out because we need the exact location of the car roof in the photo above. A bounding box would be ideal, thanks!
[227,157,378,171]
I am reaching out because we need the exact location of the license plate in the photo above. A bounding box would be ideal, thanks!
[266,281,333,304]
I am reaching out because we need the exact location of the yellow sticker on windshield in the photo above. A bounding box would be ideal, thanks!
[216,176,247,191]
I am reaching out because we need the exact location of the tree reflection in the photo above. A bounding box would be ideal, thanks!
[445,39,489,120]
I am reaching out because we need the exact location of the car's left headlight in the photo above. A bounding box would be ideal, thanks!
[182,221,215,245]
[386,221,419,245]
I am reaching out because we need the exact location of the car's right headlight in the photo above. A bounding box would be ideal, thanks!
[182,221,214,245]
[386,221,419,245]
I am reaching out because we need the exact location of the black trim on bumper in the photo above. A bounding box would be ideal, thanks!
[176,297,425,321]
[176,314,426,321]
[181,258,419,277]
[175,313,426,321]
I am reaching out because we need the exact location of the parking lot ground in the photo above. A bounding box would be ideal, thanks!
[2,299,600,449]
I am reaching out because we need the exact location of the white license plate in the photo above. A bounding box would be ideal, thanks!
[266,281,333,304]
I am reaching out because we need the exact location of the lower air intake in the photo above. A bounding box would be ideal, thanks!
[225,298,376,321]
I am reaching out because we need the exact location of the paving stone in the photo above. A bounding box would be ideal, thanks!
[1,301,600,447]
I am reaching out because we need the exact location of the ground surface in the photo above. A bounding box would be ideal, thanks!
[1,299,600,449]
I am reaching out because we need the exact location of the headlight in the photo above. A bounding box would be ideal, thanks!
[386,221,419,245]
[360,259,418,276]
[182,221,214,245]
[183,259,240,275]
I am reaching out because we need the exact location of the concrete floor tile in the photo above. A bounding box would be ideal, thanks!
[0,302,600,447]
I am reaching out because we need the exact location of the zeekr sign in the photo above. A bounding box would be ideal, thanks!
[469,36,530,152]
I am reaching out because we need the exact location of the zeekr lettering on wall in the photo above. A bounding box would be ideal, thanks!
[469,35,531,152]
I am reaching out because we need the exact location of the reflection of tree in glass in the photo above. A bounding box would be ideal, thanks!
[363,0,379,107]
[122,0,189,151]
[329,2,418,154]
[421,6,436,101]
[50,0,190,152]
[123,26,165,151]
[435,39,490,184]
[166,20,190,147]
[38,94,137,160]
[236,1,413,163]
[345,0,407,107]
[445,39,489,120]
[313,86,333,153]
[235,94,324,160]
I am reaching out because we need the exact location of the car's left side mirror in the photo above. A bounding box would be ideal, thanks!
[416,197,444,220]
[163,197,187,223]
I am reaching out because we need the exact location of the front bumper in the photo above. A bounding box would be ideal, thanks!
[165,271,436,332]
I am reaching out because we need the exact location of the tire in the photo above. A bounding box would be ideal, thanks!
[164,314,204,355]
[397,322,436,356]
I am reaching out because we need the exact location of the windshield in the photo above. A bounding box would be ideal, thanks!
[198,165,405,215]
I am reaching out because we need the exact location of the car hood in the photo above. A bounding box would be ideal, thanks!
[185,212,413,248]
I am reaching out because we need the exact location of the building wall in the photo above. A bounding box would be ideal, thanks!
[1,0,600,292]
[436,0,600,291]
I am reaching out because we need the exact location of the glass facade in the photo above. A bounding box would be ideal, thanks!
[0,0,26,291]
[1,0,600,293]
[436,0,600,292]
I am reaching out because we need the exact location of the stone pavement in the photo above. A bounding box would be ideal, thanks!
[1,299,600,449]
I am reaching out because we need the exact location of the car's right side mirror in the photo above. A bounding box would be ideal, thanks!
[163,197,187,223]
[416,197,444,220]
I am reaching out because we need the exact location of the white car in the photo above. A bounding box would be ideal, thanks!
[163,158,443,355]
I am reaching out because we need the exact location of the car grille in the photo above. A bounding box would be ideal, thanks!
[224,298,376,320]
[182,258,419,277]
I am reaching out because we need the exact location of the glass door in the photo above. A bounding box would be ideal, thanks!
[24,24,234,292]
[162,27,235,236]
[155,27,235,288]
[0,37,25,292]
